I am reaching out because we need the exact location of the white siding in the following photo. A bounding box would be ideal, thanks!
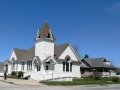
[72,62,81,77]
[17,62,22,71]
[54,61,63,73]
[9,50,17,60]
[7,64,11,74]
[59,46,78,61]
[54,60,81,77]
[0,73,4,76]
[35,39,54,62]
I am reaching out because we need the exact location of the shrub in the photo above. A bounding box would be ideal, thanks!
[111,76,119,82]
[93,71,102,80]
[17,71,23,78]
[88,75,93,78]
[11,71,17,76]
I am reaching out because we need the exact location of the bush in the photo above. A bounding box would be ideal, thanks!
[111,76,119,82]
[11,71,17,76]
[93,71,102,80]
[88,75,93,78]
[17,71,23,78]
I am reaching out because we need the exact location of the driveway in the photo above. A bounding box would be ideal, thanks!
[0,80,120,90]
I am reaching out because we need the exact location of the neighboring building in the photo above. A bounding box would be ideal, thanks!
[0,62,4,76]
[80,58,116,77]
[6,22,81,81]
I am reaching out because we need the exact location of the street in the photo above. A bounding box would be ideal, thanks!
[0,81,120,90]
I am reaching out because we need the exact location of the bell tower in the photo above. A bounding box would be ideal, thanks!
[35,22,56,61]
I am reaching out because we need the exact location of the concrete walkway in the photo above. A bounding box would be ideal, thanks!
[0,77,46,86]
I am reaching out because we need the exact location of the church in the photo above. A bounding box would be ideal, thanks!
[7,22,81,81]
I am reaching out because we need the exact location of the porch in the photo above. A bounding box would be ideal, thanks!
[81,68,111,77]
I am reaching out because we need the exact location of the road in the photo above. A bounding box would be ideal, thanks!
[0,81,120,90]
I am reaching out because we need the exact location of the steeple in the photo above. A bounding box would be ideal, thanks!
[35,21,55,61]
[36,21,56,41]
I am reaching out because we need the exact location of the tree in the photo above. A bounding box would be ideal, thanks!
[72,45,80,59]
[84,54,89,58]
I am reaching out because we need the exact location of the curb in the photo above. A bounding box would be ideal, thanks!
[0,79,47,86]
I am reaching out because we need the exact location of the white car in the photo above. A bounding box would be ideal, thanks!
[116,75,120,77]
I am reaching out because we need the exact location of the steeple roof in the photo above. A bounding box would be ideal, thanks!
[36,22,56,41]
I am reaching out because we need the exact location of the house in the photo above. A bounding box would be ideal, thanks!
[0,62,4,76]
[80,58,116,77]
[6,22,81,81]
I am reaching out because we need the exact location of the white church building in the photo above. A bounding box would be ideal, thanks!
[7,22,81,81]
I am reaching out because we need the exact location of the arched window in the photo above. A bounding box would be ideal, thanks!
[63,56,72,72]
[65,56,71,62]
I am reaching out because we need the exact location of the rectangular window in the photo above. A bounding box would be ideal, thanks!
[70,62,72,72]
[63,62,65,71]
[46,65,49,70]
[66,62,69,72]
[45,62,50,70]
[28,61,29,70]
[30,61,32,70]
[27,61,32,70]
[37,65,41,71]
[16,62,18,70]
[12,62,15,70]
[21,62,24,70]
[27,61,29,70]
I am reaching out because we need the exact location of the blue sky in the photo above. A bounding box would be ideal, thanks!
[0,0,120,67]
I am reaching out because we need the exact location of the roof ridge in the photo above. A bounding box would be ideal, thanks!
[13,48,27,51]
[55,43,69,46]
[85,57,105,60]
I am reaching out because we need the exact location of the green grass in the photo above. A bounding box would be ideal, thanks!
[41,77,120,86]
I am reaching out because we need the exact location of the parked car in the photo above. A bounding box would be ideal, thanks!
[116,72,120,77]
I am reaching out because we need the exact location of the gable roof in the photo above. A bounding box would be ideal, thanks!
[81,58,116,69]
[10,43,71,61]
[36,22,56,40]
[13,48,27,60]
[54,43,69,59]
[20,46,35,61]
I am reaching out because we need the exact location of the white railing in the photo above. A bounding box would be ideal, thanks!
[102,72,110,76]
[23,70,36,78]
[30,72,73,81]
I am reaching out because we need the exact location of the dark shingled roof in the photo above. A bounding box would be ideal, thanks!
[12,43,69,61]
[81,58,116,69]
[20,46,35,61]
[54,43,69,59]
[37,22,56,40]
[13,48,27,60]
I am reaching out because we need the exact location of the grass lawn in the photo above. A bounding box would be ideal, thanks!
[41,77,120,86]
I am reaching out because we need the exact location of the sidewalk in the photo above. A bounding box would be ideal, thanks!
[0,77,46,86]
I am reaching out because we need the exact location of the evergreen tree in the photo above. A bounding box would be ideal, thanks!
[84,54,89,58]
